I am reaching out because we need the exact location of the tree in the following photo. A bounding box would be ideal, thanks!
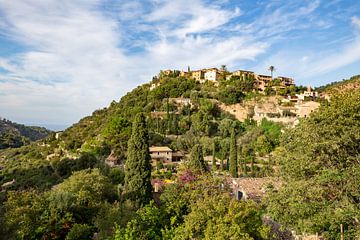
[266,91,360,239]
[211,141,217,172]
[189,144,207,172]
[4,190,48,240]
[220,64,228,72]
[268,66,276,79]
[103,116,131,158]
[229,127,238,177]
[65,224,94,240]
[124,201,165,240]
[125,113,152,205]
[220,138,230,170]
[173,194,269,239]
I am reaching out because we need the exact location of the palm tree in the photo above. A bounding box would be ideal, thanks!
[268,66,276,79]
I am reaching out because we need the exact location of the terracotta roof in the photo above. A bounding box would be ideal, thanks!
[149,146,172,152]
[232,177,282,201]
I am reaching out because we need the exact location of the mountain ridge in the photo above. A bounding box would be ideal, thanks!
[0,118,52,149]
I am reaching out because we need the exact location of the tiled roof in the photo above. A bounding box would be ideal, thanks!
[149,146,172,152]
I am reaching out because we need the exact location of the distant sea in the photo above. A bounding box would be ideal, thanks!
[38,124,69,131]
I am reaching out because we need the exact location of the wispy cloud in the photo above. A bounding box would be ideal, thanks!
[0,0,359,126]
[352,16,360,28]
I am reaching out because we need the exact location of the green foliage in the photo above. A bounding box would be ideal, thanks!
[267,91,360,239]
[0,118,51,149]
[124,201,165,240]
[188,144,207,172]
[229,127,237,177]
[173,194,269,240]
[108,167,125,185]
[124,113,152,205]
[50,168,115,209]
[51,152,103,180]
[65,224,94,240]
[218,85,245,105]
[4,190,48,240]
[211,140,217,172]
[103,115,132,158]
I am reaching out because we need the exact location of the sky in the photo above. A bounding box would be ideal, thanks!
[0,0,360,130]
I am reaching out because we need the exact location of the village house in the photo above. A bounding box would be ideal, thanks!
[295,87,319,101]
[255,74,272,91]
[277,76,295,87]
[149,146,184,166]
[191,69,205,81]
[303,86,319,98]
[204,68,222,82]
[159,67,295,95]
[229,69,255,80]
[180,70,191,78]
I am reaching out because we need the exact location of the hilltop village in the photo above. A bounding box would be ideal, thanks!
[150,67,324,125]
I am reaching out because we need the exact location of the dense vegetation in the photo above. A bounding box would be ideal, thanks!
[266,90,360,239]
[0,118,51,149]
[0,73,285,239]
[1,72,359,239]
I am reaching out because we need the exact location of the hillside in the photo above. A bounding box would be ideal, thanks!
[316,74,360,95]
[0,118,52,149]
[0,72,290,191]
[0,72,359,239]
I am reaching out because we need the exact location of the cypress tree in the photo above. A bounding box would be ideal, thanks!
[229,127,238,178]
[124,113,152,205]
[211,141,217,172]
[189,144,207,172]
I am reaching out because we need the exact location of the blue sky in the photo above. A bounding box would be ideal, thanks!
[0,0,360,129]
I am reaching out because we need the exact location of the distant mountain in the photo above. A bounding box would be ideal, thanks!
[0,118,52,149]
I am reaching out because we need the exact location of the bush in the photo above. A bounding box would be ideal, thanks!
[66,224,94,240]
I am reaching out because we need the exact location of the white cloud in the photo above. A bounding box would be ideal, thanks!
[0,0,358,127]
[145,0,241,38]
[0,0,268,127]
[0,0,133,125]
[352,16,360,28]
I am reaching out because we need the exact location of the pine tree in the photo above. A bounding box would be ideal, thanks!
[124,113,152,205]
[211,141,217,172]
[189,144,207,172]
[229,127,238,177]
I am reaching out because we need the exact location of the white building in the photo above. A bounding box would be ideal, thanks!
[204,69,221,82]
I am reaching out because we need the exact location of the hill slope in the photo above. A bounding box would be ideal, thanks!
[316,75,360,95]
[0,118,51,149]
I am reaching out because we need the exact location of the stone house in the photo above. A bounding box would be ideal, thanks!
[191,70,205,81]
[255,74,272,91]
[149,146,183,166]
[228,70,255,80]
[277,76,295,87]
